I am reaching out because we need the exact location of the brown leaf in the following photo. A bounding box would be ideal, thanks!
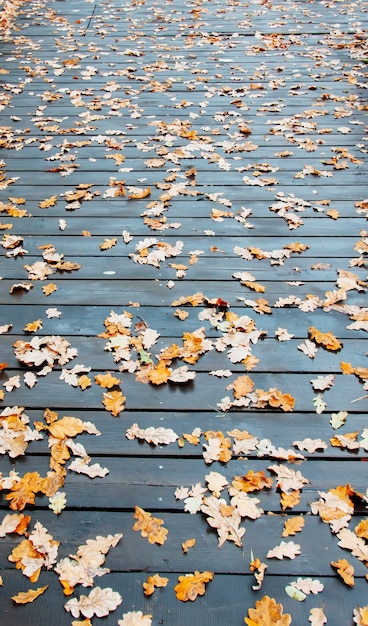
[245,595,292,626]
[174,571,213,602]
[133,506,168,545]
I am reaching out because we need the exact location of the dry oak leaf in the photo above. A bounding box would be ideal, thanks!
[268,465,309,493]
[310,485,355,532]
[78,375,92,390]
[203,430,232,464]
[37,416,100,439]
[355,519,368,539]
[5,471,48,511]
[290,578,324,595]
[245,595,291,626]
[205,471,228,498]
[308,326,342,351]
[250,558,268,591]
[12,585,48,604]
[0,513,31,537]
[309,607,327,626]
[174,571,214,602]
[99,238,117,250]
[126,423,178,446]
[292,438,328,453]
[55,533,122,594]
[68,457,109,479]
[171,292,205,307]
[128,186,151,199]
[143,573,169,596]
[64,586,122,619]
[200,495,245,547]
[298,340,318,359]
[353,606,368,626]
[182,538,196,553]
[232,375,255,399]
[10,283,33,294]
[133,506,168,545]
[42,283,57,296]
[330,431,360,451]
[39,195,57,209]
[147,361,172,385]
[280,490,301,511]
[282,516,305,537]
[310,374,335,391]
[23,319,43,333]
[331,558,354,587]
[94,372,121,388]
[266,541,301,560]
[232,470,273,493]
[337,528,368,562]
[102,390,126,416]
[118,611,152,626]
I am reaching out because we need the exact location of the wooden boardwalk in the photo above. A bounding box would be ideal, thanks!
[0,0,367,623]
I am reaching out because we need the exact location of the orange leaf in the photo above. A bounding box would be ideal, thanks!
[5,472,44,511]
[308,326,342,351]
[174,571,214,602]
[355,519,368,539]
[331,558,354,587]
[280,490,300,511]
[133,506,168,545]
[143,573,169,596]
[340,361,355,375]
[23,319,43,333]
[245,595,291,626]
[12,585,48,604]
[102,390,126,416]
[232,470,273,493]
[94,372,121,388]
[232,375,255,399]
[128,187,151,199]
[242,281,265,293]
[147,361,172,385]
[78,375,92,390]
[182,538,196,553]
[282,516,305,537]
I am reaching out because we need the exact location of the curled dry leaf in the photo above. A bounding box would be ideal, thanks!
[250,557,268,591]
[353,606,368,626]
[12,585,48,604]
[174,571,214,602]
[331,558,354,587]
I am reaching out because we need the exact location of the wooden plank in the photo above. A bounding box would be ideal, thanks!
[1,370,365,412]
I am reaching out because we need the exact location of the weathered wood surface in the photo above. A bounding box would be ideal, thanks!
[0,0,367,624]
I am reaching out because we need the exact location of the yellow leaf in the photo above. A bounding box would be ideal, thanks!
[133,506,168,545]
[48,416,85,439]
[99,238,117,250]
[280,490,300,511]
[78,375,92,390]
[308,326,342,351]
[147,361,172,385]
[174,571,214,602]
[39,195,57,209]
[23,319,43,333]
[12,585,48,604]
[42,283,57,296]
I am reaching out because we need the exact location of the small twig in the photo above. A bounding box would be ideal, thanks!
[351,394,368,404]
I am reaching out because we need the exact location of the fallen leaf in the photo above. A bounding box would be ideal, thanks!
[143,573,169,596]
[309,607,327,626]
[133,506,168,545]
[182,538,196,553]
[267,541,301,560]
[245,595,292,626]
[118,612,152,626]
[282,517,305,537]
[64,587,122,619]
[331,558,354,586]
[174,571,214,602]
[102,390,126,416]
[12,585,48,604]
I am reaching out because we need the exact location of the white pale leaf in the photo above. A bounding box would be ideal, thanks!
[68,457,109,478]
[64,586,122,618]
